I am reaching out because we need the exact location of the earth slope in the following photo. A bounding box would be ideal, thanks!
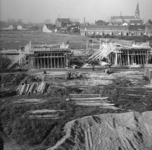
[48,111,152,150]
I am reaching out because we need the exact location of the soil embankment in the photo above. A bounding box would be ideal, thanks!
[49,111,152,150]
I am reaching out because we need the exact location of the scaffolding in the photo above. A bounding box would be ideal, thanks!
[87,42,151,66]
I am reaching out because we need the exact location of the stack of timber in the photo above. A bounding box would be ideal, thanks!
[17,81,49,95]
[67,94,124,110]
[67,94,116,107]
[24,109,65,119]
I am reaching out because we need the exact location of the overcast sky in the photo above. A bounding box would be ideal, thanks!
[0,0,152,23]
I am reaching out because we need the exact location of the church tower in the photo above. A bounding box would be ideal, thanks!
[135,2,140,19]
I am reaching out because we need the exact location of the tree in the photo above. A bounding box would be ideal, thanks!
[44,19,51,24]
[148,19,152,24]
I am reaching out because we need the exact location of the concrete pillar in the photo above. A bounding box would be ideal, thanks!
[64,55,66,68]
[50,54,52,68]
[61,56,63,68]
[47,54,49,68]
[40,54,42,68]
[44,54,46,68]
[35,58,37,68]
[114,52,118,66]
[146,51,149,64]
[57,54,60,68]
[54,54,56,68]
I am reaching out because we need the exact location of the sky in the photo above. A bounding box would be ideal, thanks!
[0,0,152,23]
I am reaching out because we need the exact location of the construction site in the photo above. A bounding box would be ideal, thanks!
[1,35,152,150]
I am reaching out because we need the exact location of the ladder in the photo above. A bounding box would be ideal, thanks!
[7,51,26,69]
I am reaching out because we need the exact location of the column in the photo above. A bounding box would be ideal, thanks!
[40,54,42,68]
[50,54,52,68]
[44,54,46,68]
[64,55,66,68]
[54,54,56,68]
[37,57,39,69]
[146,51,148,64]
[47,54,49,68]
[61,56,63,68]
[35,58,37,68]
[56,54,58,68]
[114,52,118,66]
[127,51,129,66]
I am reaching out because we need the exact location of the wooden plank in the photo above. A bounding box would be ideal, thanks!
[70,94,101,96]
[85,130,90,150]
[70,97,108,100]
[88,128,92,149]
[76,103,114,106]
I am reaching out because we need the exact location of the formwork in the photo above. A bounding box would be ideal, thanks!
[29,48,72,69]
[109,47,151,66]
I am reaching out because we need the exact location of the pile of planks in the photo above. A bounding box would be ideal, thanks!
[67,94,121,110]
[24,109,65,119]
[67,94,109,106]
[17,81,49,95]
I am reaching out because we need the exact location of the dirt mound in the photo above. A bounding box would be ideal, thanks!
[48,111,152,150]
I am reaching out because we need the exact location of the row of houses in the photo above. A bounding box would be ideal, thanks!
[1,17,152,37]
[1,25,28,31]
[80,23,152,37]
[42,18,80,33]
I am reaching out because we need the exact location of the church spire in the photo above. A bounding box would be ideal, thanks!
[135,2,140,19]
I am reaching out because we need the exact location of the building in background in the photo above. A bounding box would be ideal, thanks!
[42,24,55,33]
[1,25,14,31]
[55,18,71,28]
[111,2,141,24]
[145,22,152,36]
[80,25,129,36]
[95,20,107,26]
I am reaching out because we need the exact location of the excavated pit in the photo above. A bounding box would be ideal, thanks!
[48,111,152,150]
